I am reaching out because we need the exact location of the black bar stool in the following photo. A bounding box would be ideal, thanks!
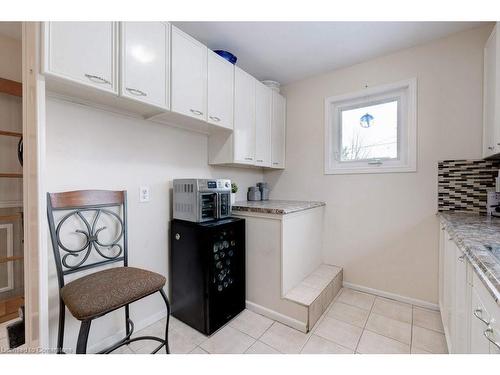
[46,190,170,354]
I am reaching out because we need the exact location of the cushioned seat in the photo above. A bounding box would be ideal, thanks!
[61,267,166,321]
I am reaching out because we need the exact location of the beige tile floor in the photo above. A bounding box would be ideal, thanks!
[121,287,448,354]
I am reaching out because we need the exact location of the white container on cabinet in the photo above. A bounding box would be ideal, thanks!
[120,22,170,110]
[171,26,207,121]
[43,22,118,94]
[207,50,234,129]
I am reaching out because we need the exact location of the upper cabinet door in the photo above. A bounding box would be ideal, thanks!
[121,22,170,109]
[255,82,272,167]
[171,26,207,121]
[271,91,286,169]
[233,67,256,164]
[207,50,234,129]
[483,25,498,157]
[44,22,117,93]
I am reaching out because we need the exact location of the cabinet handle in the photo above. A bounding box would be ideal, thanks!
[473,308,490,325]
[84,74,111,85]
[256,159,264,162]
[190,109,203,116]
[244,157,253,161]
[209,116,221,122]
[488,146,495,150]
[126,87,147,97]
[273,162,279,165]
[484,326,500,350]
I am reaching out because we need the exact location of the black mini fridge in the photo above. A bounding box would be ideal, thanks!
[170,218,245,335]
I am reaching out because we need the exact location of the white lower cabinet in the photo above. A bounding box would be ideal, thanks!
[453,244,470,353]
[470,285,492,353]
[439,225,500,354]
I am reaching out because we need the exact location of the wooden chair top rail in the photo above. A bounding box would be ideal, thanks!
[48,190,126,209]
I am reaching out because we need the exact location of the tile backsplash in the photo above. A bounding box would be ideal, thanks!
[438,159,500,214]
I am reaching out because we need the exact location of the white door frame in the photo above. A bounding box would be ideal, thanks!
[22,21,49,351]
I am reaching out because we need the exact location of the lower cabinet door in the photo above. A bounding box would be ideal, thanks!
[470,289,491,353]
[453,246,470,353]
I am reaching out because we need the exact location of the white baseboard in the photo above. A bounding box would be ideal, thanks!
[245,300,307,333]
[88,308,168,353]
[342,281,439,311]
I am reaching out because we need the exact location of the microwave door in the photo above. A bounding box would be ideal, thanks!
[200,193,217,221]
[218,193,230,218]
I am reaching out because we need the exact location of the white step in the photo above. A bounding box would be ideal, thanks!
[283,264,343,330]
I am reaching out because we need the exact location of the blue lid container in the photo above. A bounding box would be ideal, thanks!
[214,50,237,65]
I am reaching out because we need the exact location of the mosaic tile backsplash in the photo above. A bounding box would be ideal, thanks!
[438,159,500,214]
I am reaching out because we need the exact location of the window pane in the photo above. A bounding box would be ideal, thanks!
[340,100,398,161]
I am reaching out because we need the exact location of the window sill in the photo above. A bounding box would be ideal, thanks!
[324,164,417,175]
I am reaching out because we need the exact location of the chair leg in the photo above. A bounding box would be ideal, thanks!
[159,288,171,354]
[57,299,65,354]
[76,320,92,354]
[125,304,130,337]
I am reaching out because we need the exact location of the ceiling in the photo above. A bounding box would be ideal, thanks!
[0,22,21,40]
[174,22,486,85]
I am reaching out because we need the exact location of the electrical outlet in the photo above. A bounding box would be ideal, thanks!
[139,186,150,202]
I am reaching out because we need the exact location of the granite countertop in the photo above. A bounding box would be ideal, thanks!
[232,200,326,215]
[438,212,500,305]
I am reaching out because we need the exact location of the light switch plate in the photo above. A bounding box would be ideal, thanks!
[139,186,151,202]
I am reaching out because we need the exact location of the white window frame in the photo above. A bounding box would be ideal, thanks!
[324,78,417,175]
[0,223,14,293]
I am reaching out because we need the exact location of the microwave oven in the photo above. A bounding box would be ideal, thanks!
[173,179,231,222]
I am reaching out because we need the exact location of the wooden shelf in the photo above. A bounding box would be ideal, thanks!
[0,214,21,222]
[0,173,23,178]
[0,129,22,138]
[0,77,22,97]
[0,296,24,324]
[0,256,23,264]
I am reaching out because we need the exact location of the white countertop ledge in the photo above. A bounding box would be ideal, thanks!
[231,200,325,215]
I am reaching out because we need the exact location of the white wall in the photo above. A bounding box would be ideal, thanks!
[265,25,493,305]
[45,98,263,350]
[0,34,22,207]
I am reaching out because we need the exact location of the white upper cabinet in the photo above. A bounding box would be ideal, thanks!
[233,67,256,164]
[171,26,207,121]
[43,22,117,93]
[483,23,500,158]
[120,22,170,109]
[255,81,272,167]
[271,91,286,168]
[207,50,234,129]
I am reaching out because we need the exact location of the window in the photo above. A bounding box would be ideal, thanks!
[324,79,417,174]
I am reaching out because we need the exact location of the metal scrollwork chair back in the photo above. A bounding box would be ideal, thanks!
[47,190,170,354]
[47,190,128,286]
